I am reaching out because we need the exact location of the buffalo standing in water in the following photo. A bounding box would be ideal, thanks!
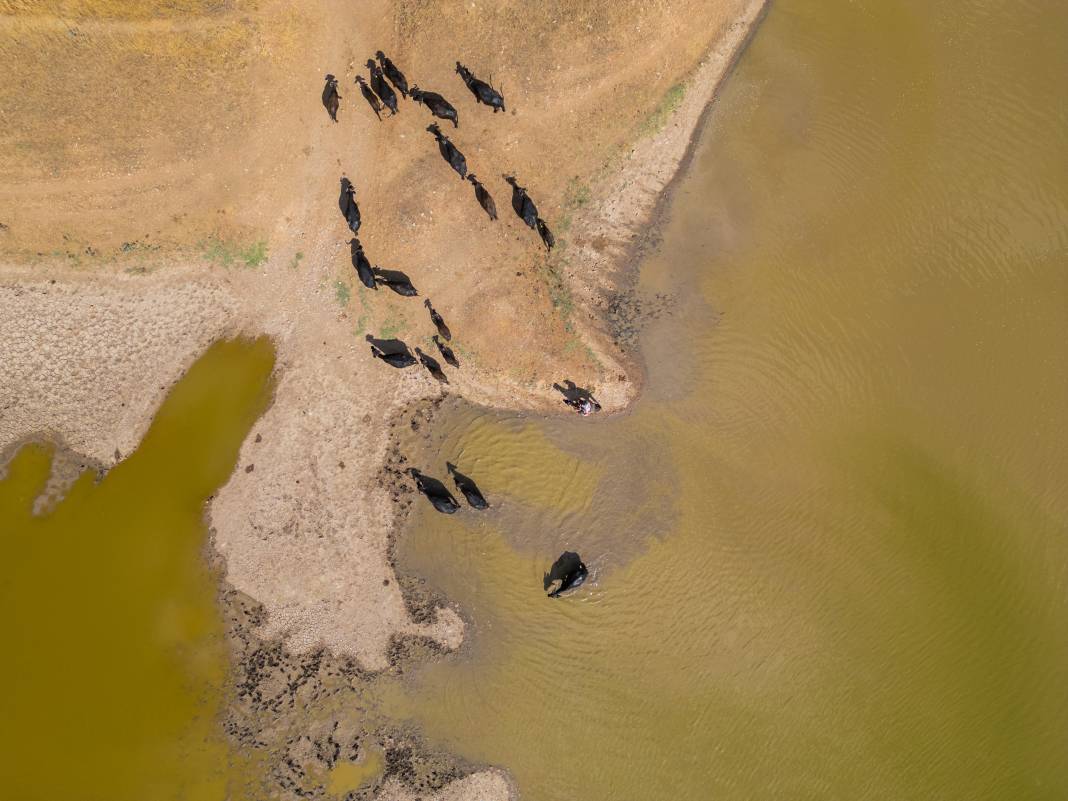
[375,50,409,98]
[367,336,417,368]
[322,74,341,122]
[339,178,361,234]
[355,75,383,121]
[411,85,458,128]
[424,299,451,340]
[365,60,398,115]
[446,462,488,509]
[350,238,376,289]
[408,469,461,514]
[426,123,467,179]
[503,175,538,229]
[455,62,505,113]
[414,347,448,384]
[544,552,588,597]
[433,335,459,368]
[467,174,497,221]
[372,267,418,296]
[536,218,555,251]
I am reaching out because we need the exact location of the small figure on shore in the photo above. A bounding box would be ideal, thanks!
[339,177,361,234]
[373,268,418,296]
[553,380,601,416]
[408,468,461,514]
[350,238,376,289]
[503,175,538,229]
[544,551,588,597]
[536,218,555,251]
[455,62,505,113]
[367,335,417,368]
[447,462,488,509]
[366,59,398,115]
[427,123,467,179]
[433,335,459,368]
[424,299,451,340]
[415,347,449,384]
[375,50,409,98]
[355,75,383,121]
[411,86,458,128]
[467,174,497,221]
[322,74,341,122]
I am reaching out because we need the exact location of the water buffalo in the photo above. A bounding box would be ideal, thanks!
[467,174,497,221]
[365,60,398,115]
[433,335,459,368]
[544,551,588,597]
[424,299,451,340]
[355,75,382,121]
[322,74,341,122]
[339,178,361,234]
[372,267,418,296]
[446,462,488,509]
[411,85,458,128]
[426,123,467,179]
[350,238,376,289]
[503,175,538,229]
[536,218,555,251]
[414,347,448,383]
[408,468,461,514]
[367,336,417,368]
[455,62,505,113]
[375,50,409,98]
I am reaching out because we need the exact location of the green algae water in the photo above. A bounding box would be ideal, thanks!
[0,337,275,801]
[381,1,1068,799]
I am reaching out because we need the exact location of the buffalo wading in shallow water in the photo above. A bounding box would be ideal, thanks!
[426,123,467,179]
[536,217,555,251]
[503,175,538,229]
[350,238,376,289]
[455,62,505,113]
[410,85,458,128]
[424,299,451,341]
[366,335,417,368]
[375,50,409,98]
[467,174,497,221]
[365,59,398,115]
[339,177,361,234]
[544,551,588,597]
[408,468,460,514]
[355,75,383,121]
[322,74,340,122]
[446,462,488,509]
[433,334,459,368]
[414,347,449,384]
[372,267,418,296]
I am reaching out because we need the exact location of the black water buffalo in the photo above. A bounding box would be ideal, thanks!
[339,178,361,234]
[355,75,383,121]
[322,74,340,122]
[536,218,555,251]
[375,50,409,98]
[503,175,538,229]
[446,462,488,509]
[408,469,461,514]
[372,267,418,296]
[349,239,376,289]
[366,60,398,115]
[367,336,417,368]
[426,123,467,179]
[544,551,588,597]
[424,299,451,340]
[433,335,459,368]
[466,174,497,221]
[411,86,458,128]
[455,62,505,113]
[414,347,449,384]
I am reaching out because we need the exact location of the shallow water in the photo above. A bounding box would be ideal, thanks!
[382,1,1068,799]
[0,338,275,801]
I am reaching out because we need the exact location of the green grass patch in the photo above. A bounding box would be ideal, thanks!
[200,237,269,268]
[334,280,351,307]
[639,82,686,137]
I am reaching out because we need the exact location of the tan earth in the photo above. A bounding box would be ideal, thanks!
[0,0,765,796]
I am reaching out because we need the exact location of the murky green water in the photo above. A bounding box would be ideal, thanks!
[382,1,1068,799]
[0,338,275,801]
